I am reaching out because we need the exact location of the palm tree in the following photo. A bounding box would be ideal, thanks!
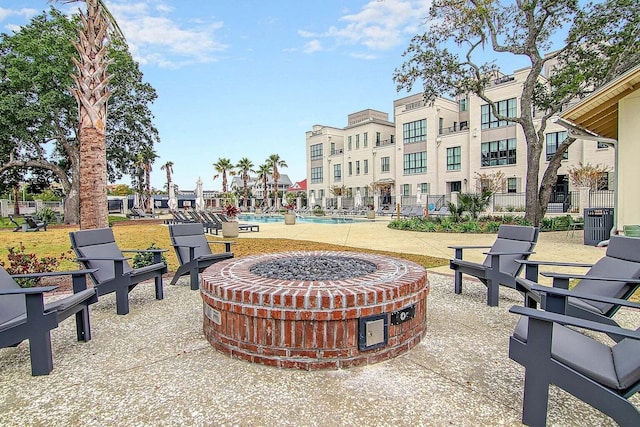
[213,158,235,194]
[266,154,287,210]
[256,163,272,208]
[139,147,157,212]
[160,161,174,194]
[51,0,124,229]
[236,157,254,210]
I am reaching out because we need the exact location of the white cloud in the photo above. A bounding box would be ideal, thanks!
[303,39,323,54]
[106,1,227,68]
[299,0,431,54]
[350,52,378,60]
[0,7,37,23]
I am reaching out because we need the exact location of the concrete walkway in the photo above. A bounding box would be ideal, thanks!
[1,219,637,426]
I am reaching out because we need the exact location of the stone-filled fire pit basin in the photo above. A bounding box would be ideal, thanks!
[200,251,429,370]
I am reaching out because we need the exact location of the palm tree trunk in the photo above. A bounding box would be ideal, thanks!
[73,0,111,229]
[243,174,248,209]
[79,127,108,229]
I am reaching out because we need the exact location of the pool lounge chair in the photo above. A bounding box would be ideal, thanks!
[399,205,413,218]
[212,213,259,233]
[409,205,424,217]
[25,217,47,231]
[8,215,46,232]
[8,214,22,232]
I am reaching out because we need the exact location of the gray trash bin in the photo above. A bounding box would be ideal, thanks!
[584,208,614,246]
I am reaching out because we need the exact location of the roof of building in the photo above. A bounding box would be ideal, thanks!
[561,64,640,140]
[287,179,307,192]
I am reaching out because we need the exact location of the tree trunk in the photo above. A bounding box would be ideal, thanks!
[524,137,544,225]
[63,144,81,224]
[79,126,108,229]
[243,175,248,209]
[12,186,20,215]
[64,186,80,225]
[145,167,151,213]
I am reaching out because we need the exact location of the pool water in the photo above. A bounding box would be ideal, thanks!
[237,214,369,224]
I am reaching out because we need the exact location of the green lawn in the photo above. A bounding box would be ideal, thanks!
[0,222,449,273]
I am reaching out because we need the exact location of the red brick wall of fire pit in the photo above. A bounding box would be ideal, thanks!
[200,251,429,370]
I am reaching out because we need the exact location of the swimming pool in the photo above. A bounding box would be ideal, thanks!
[237,214,370,224]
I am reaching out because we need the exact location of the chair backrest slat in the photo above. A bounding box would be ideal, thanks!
[69,228,132,284]
[169,223,212,265]
[0,266,26,325]
[573,235,640,315]
[483,225,539,276]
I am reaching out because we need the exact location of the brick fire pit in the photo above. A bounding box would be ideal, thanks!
[200,251,428,370]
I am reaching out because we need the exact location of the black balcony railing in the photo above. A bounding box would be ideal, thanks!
[375,136,395,147]
[438,123,469,136]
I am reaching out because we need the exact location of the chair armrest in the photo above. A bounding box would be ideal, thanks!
[509,305,640,341]
[449,245,493,261]
[0,286,59,295]
[541,272,640,283]
[121,249,168,254]
[11,269,98,294]
[206,240,235,252]
[76,256,129,261]
[530,284,640,311]
[206,240,236,246]
[515,260,593,268]
[448,245,492,250]
[121,249,166,264]
[539,271,640,291]
[10,268,98,279]
[483,251,535,256]
[517,260,593,282]
[171,244,201,249]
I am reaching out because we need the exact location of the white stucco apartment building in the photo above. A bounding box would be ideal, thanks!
[306,67,615,211]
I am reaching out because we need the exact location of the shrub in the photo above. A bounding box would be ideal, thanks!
[34,207,58,223]
[458,221,482,233]
[1,243,68,287]
[222,204,241,219]
[457,191,492,220]
[132,243,167,269]
[484,221,502,233]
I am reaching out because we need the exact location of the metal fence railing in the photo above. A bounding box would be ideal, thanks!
[589,190,615,208]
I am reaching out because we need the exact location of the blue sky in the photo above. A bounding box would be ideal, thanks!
[0,0,531,192]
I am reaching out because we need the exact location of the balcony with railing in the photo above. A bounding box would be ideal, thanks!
[439,122,469,136]
[375,136,395,147]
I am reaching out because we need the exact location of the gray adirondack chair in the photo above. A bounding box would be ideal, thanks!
[0,266,97,375]
[515,235,640,340]
[168,223,234,290]
[449,224,539,306]
[69,228,167,315]
[509,285,640,426]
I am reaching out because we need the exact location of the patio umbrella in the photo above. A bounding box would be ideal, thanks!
[309,192,316,207]
[416,187,423,206]
[354,190,363,208]
[168,182,177,210]
[195,177,205,211]
[282,192,287,209]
